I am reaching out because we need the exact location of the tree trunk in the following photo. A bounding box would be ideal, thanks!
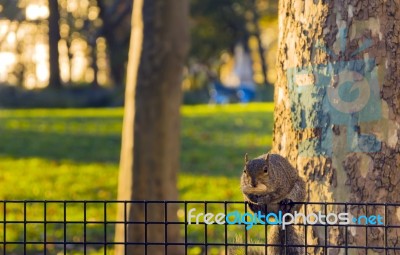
[251,0,268,86]
[90,39,99,88]
[114,1,189,255]
[97,0,132,86]
[274,0,400,254]
[48,0,62,88]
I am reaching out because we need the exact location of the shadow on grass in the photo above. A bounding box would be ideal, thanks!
[181,135,271,177]
[181,110,273,177]
[0,129,121,163]
[0,106,273,176]
[0,128,270,178]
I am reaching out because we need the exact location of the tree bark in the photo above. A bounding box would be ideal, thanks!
[97,0,132,86]
[48,0,62,88]
[251,0,268,86]
[114,1,189,255]
[274,0,400,254]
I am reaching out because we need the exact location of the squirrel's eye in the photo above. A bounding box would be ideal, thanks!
[263,166,268,173]
[243,169,247,173]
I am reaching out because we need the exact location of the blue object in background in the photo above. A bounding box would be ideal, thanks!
[237,87,255,103]
[210,81,255,104]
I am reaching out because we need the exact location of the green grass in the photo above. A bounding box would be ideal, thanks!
[0,103,274,254]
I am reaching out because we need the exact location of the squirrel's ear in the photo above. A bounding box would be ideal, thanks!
[245,153,249,164]
[265,153,270,163]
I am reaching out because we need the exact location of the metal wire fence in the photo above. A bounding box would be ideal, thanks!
[0,200,398,254]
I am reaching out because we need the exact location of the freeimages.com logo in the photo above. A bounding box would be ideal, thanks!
[187,208,384,230]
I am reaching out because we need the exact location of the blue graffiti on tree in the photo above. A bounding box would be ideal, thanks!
[286,29,381,156]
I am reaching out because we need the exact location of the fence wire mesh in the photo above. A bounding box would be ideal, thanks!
[0,200,398,254]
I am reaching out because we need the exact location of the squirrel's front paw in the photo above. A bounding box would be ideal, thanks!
[246,194,259,204]
[256,195,272,205]
[279,199,294,213]
[247,195,268,205]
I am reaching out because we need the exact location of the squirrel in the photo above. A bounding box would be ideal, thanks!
[240,153,306,255]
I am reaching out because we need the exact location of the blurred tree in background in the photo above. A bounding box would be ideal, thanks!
[48,0,61,88]
[0,0,278,105]
[0,0,129,88]
[96,0,131,86]
[190,0,248,64]
[186,0,278,95]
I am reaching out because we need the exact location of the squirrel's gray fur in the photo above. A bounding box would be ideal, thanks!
[240,153,306,255]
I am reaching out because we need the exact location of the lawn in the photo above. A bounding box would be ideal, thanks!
[0,103,274,254]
